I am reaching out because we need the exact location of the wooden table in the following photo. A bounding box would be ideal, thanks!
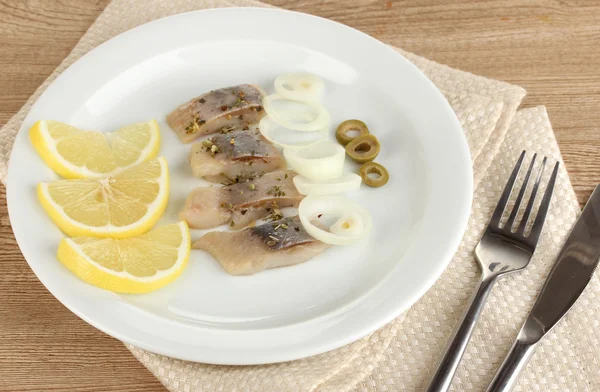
[1,1,598,390]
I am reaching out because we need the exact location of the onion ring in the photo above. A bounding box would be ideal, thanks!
[293,173,362,196]
[259,116,327,151]
[274,73,325,102]
[283,141,345,180]
[299,196,372,245]
[263,94,330,132]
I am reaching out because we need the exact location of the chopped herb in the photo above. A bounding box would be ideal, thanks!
[268,235,280,242]
[234,98,247,107]
[230,221,235,227]
[266,185,287,197]
[251,150,256,156]
[230,138,236,145]
[248,183,256,191]
[185,115,205,134]
[274,224,282,231]
[199,98,206,104]
[220,173,239,185]
[239,190,244,195]
[220,105,228,111]
[265,202,284,222]
[284,173,289,179]
[248,161,254,166]
[276,177,281,182]
[220,126,235,134]
[281,224,288,229]
[267,240,276,247]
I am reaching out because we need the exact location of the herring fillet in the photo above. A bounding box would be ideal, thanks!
[194,216,330,275]
[190,129,285,182]
[180,170,303,230]
[167,84,266,143]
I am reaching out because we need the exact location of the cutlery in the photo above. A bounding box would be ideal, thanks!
[486,183,600,392]
[426,151,559,392]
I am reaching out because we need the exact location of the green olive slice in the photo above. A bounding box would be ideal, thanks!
[359,162,389,187]
[345,134,380,163]
[335,120,369,145]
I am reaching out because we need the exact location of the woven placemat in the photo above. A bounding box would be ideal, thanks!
[1,0,598,391]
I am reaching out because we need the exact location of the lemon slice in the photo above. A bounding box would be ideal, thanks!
[57,222,190,294]
[30,119,160,178]
[38,157,169,238]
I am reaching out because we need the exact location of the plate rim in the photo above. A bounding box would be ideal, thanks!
[6,7,473,364]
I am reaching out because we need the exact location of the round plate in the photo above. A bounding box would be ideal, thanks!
[7,8,472,365]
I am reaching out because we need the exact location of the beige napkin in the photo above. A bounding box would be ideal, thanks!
[2,0,599,391]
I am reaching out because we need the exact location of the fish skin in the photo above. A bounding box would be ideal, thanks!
[167,84,266,143]
[180,170,303,230]
[193,216,330,275]
[189,129,285,183]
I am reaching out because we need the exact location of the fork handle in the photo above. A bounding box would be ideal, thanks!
[426,275,497,392]
[485,338,537,392]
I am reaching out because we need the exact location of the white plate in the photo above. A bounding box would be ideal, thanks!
[6,8,472,365]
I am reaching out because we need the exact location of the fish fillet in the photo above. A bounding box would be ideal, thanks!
[167,84,266,143]
[194,216,330,275]
[190,129,285,182]
[180,170,303,230]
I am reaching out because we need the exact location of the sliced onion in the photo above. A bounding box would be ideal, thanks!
[274,73,325,102]
[299,196,372,245]
[259,116,327,151]
[283,141,345,180]
[330,213,365,238]
[293,173,362,196]
[263,94,330,132]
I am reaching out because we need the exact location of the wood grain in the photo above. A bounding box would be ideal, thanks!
[0,0,599,390]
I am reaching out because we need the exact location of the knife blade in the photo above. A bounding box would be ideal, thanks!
[528,183,600,334]
[487,183,600,392]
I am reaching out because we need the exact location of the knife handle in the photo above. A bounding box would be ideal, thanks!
[486,338,537,392]
[426,275,497,392]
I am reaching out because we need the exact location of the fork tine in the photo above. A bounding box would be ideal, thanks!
[489,150,526,227]
[505,154,537,231]
[528,161,559,242]
[516,156,547,235]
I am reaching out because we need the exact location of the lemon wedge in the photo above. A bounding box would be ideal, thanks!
[38,157,169,238]
[57,222,190,294]
[30,119,160,179]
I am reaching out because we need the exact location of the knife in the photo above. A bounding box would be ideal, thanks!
[486,184,600,392]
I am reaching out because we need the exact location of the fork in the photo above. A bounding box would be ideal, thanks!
[426,150,559,392]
